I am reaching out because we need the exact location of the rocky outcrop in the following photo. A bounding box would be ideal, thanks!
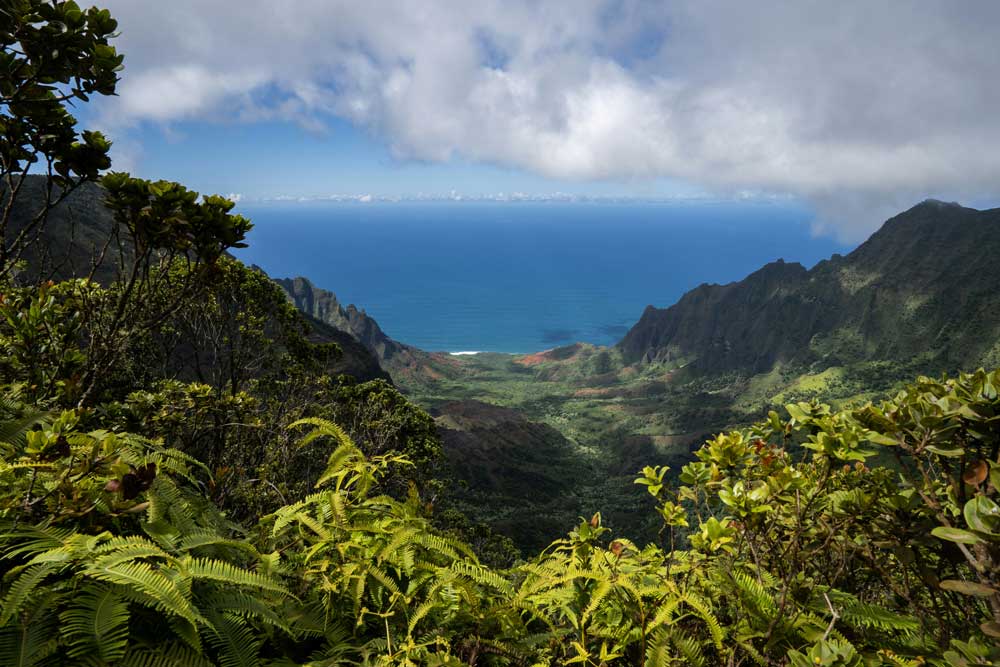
[275,275,456,383]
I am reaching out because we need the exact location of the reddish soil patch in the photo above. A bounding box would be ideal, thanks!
[516,351,551,367]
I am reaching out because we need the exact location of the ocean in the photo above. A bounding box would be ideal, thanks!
[233,201,851,354]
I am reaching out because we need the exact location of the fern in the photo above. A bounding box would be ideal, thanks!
[197,588,291,633]
[0,592,60,667]
[84,560,198,625]
[1,526,77,562]
[118,643,217,667]
[450,561,514,596]
[406,598,438,636]
[836,598,919,633]
[670,628,706,667]
[0,406,49,452]
[681,593,724,651]
[362,563,402,597]
[644,628,673,667]
[92,538,173,569]
[59,584,131,663]
[290,417,356,450]
[184,557,288,594]
[729,568,778,618]
[581,580,613,624]
[203,611,263,667]
[178,530,258,558]
[145,477,198,535]
[0,562,62,624]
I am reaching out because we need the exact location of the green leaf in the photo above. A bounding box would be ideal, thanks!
[939,579,998,597]
[925,445,965,457]
[931,526,982,544]
[785,403,809,422]
[964,496,1000,534]
[991,465,1000,493]
[865,432,898,446]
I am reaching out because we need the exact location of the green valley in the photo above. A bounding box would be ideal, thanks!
[3,2,1000,665]
[278,199,1000,552]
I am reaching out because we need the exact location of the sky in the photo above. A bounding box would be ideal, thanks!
[81,1,1000,242]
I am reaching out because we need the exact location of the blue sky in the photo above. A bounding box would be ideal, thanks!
[84,1,1000,241]
[107,116,702,201]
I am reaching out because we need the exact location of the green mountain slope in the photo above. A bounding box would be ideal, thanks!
[619,199,1000,373]
[5,176,121,283]
[431,399,592,552]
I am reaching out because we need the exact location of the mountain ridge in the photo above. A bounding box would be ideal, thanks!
[275,274,461,384]
[617,199,1000,374]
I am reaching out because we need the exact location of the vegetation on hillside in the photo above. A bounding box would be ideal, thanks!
[396,345,923,551]
[4,346,1000,664]
[1,1,998,664]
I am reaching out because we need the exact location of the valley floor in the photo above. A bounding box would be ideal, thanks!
[391,343,921,550]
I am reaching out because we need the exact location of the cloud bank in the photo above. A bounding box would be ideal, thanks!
[96,0,1000,240]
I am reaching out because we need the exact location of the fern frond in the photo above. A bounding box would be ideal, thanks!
[197,589,291,634]
[738,638,771,666]
[406,598,438,636]
[682,593,724,650]
[314,442,364,490]
[184,557,288,595]
[119,643,216,667]
[178,531,257,558]
[581,580,613,624]
[450,561,514,597]
[60,584,130,663]
[289,511,330,541]
[203,612,263,667]
[0,562,62,624]
[410,531,470,562]
[84,561,198,624]
[0,409,49,450]
[92,539,173,569]
[0,598,60,667]
[644,628,673,667]
[647,595,683,632]
[145,477,198,535]
[730,569,777,617]
[838,600,919,633]
[290,417,356,450]
[377,526,419,563]
[363,564,401,597]
[671,629,706,667]
[1,525,76,561]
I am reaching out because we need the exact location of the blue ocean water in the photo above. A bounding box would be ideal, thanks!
[233,201,851,353]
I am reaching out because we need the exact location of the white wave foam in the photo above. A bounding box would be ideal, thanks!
[449,351,482,356]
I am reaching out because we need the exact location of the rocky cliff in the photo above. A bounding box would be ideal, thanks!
[276,275,457,383]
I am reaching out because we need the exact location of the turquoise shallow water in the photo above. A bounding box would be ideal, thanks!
[233,201,851,353]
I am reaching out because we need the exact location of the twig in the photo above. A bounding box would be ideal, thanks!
[821,592,839,641]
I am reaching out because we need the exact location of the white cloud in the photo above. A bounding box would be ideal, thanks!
[94,0,1000,241]
[116,65,267,121]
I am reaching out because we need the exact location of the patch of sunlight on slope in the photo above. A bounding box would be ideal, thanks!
[837,266,881,294]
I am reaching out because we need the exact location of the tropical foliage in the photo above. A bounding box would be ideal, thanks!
[3,367,1000,665]
[1,1,997,664]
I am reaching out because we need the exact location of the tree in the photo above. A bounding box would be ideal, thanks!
[0,0,121,278]
[2,1,254,405]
